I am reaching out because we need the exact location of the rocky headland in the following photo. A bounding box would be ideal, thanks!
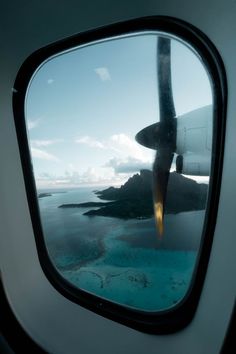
[59,170,208,219]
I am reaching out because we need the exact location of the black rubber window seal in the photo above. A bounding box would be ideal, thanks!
[12,16,227,334]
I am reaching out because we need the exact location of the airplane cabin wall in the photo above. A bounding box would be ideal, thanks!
[0,1,235,353]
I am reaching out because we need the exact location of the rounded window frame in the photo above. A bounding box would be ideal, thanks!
[13,16,227,334]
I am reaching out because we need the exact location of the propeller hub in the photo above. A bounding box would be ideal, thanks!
[135,119,176,152]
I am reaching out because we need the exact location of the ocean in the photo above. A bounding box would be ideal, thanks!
[38,187,204,312]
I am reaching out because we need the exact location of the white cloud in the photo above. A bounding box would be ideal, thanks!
[47,79,54,84]
[31,147,60,162]
[106,156,152,174]
[109,133,153,161]
[75,133,151,160]
[31,139,64,147]
[94,67,111,81]
[80,167,101,183]
[27,119,40,130]
[35,166,124,188]
[34,133,155,187]
[75,133,154,176]
[75,136,105,149]
[36,172,70,185]
[37,172,51,179]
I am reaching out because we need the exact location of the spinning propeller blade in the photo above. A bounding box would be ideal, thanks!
[136,37,177,237]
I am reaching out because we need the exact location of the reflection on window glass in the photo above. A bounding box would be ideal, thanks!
[26,32,213,311]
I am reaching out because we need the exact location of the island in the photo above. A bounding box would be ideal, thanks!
[58,169,208,219]
[38,193,52,198]
[59,202,114,208]
[38,191,68,199]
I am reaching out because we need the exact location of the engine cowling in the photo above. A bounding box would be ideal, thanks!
[176,153,210,176]
[175,105,213,155]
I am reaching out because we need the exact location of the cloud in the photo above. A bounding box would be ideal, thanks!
[109,133,153,161]
[37,172,51,179]
[102,133,154,175]
[27,119,40,130]
[75,133,152,160]
[31,147,60,162]
[33,133,154,187]
[37,172,70,185]
[75,133,154,175]
[47,79,54,84]
[79,167,102,184]
[31,139,64,147]
[106,156,152,174]
[35,166,123,188]
[75,136,105,149]
[94,67,111,81]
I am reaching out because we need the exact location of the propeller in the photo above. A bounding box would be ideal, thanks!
[135,37,177,237]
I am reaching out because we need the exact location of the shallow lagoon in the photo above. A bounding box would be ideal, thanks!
[38,187,203,311]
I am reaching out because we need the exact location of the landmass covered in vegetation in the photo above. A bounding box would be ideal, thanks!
[59,170,208,219]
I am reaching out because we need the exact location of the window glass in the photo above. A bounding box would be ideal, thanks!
[26,32,212,311]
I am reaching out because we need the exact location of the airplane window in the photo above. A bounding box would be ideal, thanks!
[25,31,213,313]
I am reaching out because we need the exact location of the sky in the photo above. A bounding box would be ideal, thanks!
[25,32,212,189]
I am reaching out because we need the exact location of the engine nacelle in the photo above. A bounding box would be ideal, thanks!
[176,105,212,155]
[176,154,210,176]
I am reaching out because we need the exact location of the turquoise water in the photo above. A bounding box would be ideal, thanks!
[38,187,203,311]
